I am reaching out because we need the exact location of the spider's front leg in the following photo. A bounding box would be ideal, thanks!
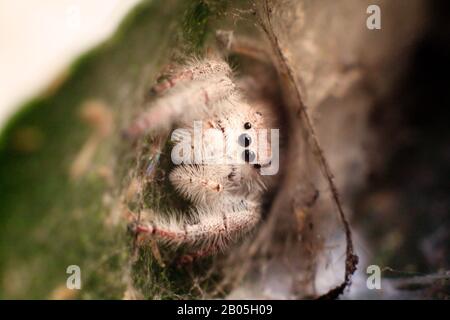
[124,61,235,140]
[150,59,232,95]
[132,198,261,263]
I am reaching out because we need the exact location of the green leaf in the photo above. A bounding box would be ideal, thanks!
[0,0,229,299]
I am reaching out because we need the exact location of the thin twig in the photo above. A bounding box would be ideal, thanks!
[257,0,358,299]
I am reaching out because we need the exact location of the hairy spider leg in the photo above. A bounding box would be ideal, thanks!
[133,199,261,254]
[124,76,236,139]
[151,59,232,95]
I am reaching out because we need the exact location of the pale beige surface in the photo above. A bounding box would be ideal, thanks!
[0,0,141,128]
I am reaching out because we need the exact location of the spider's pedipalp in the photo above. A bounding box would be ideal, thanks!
[169,165,238,206]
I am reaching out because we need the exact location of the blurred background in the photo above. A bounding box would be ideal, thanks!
[0,0,140,128]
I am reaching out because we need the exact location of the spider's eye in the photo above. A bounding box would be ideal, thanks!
[244,122,252,130]
[253,164,261,169]
[242,150,256,163]
[238,133,252,147]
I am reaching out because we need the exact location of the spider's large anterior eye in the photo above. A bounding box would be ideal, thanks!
[238,133,252,147]
[242,150,256,163]
[244,122,252,130]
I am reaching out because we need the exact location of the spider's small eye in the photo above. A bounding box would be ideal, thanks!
[242,150,256,163]
[238,133,252,147]
[244,122,252,130]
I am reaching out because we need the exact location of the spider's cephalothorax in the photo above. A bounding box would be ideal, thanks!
[126,57,280,261]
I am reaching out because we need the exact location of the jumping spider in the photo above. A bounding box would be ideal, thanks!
[125,46,282,263]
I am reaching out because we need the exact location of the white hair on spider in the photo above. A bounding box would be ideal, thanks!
[126,56,281,263]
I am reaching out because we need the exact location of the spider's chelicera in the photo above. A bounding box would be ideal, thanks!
[125,58,281,262]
